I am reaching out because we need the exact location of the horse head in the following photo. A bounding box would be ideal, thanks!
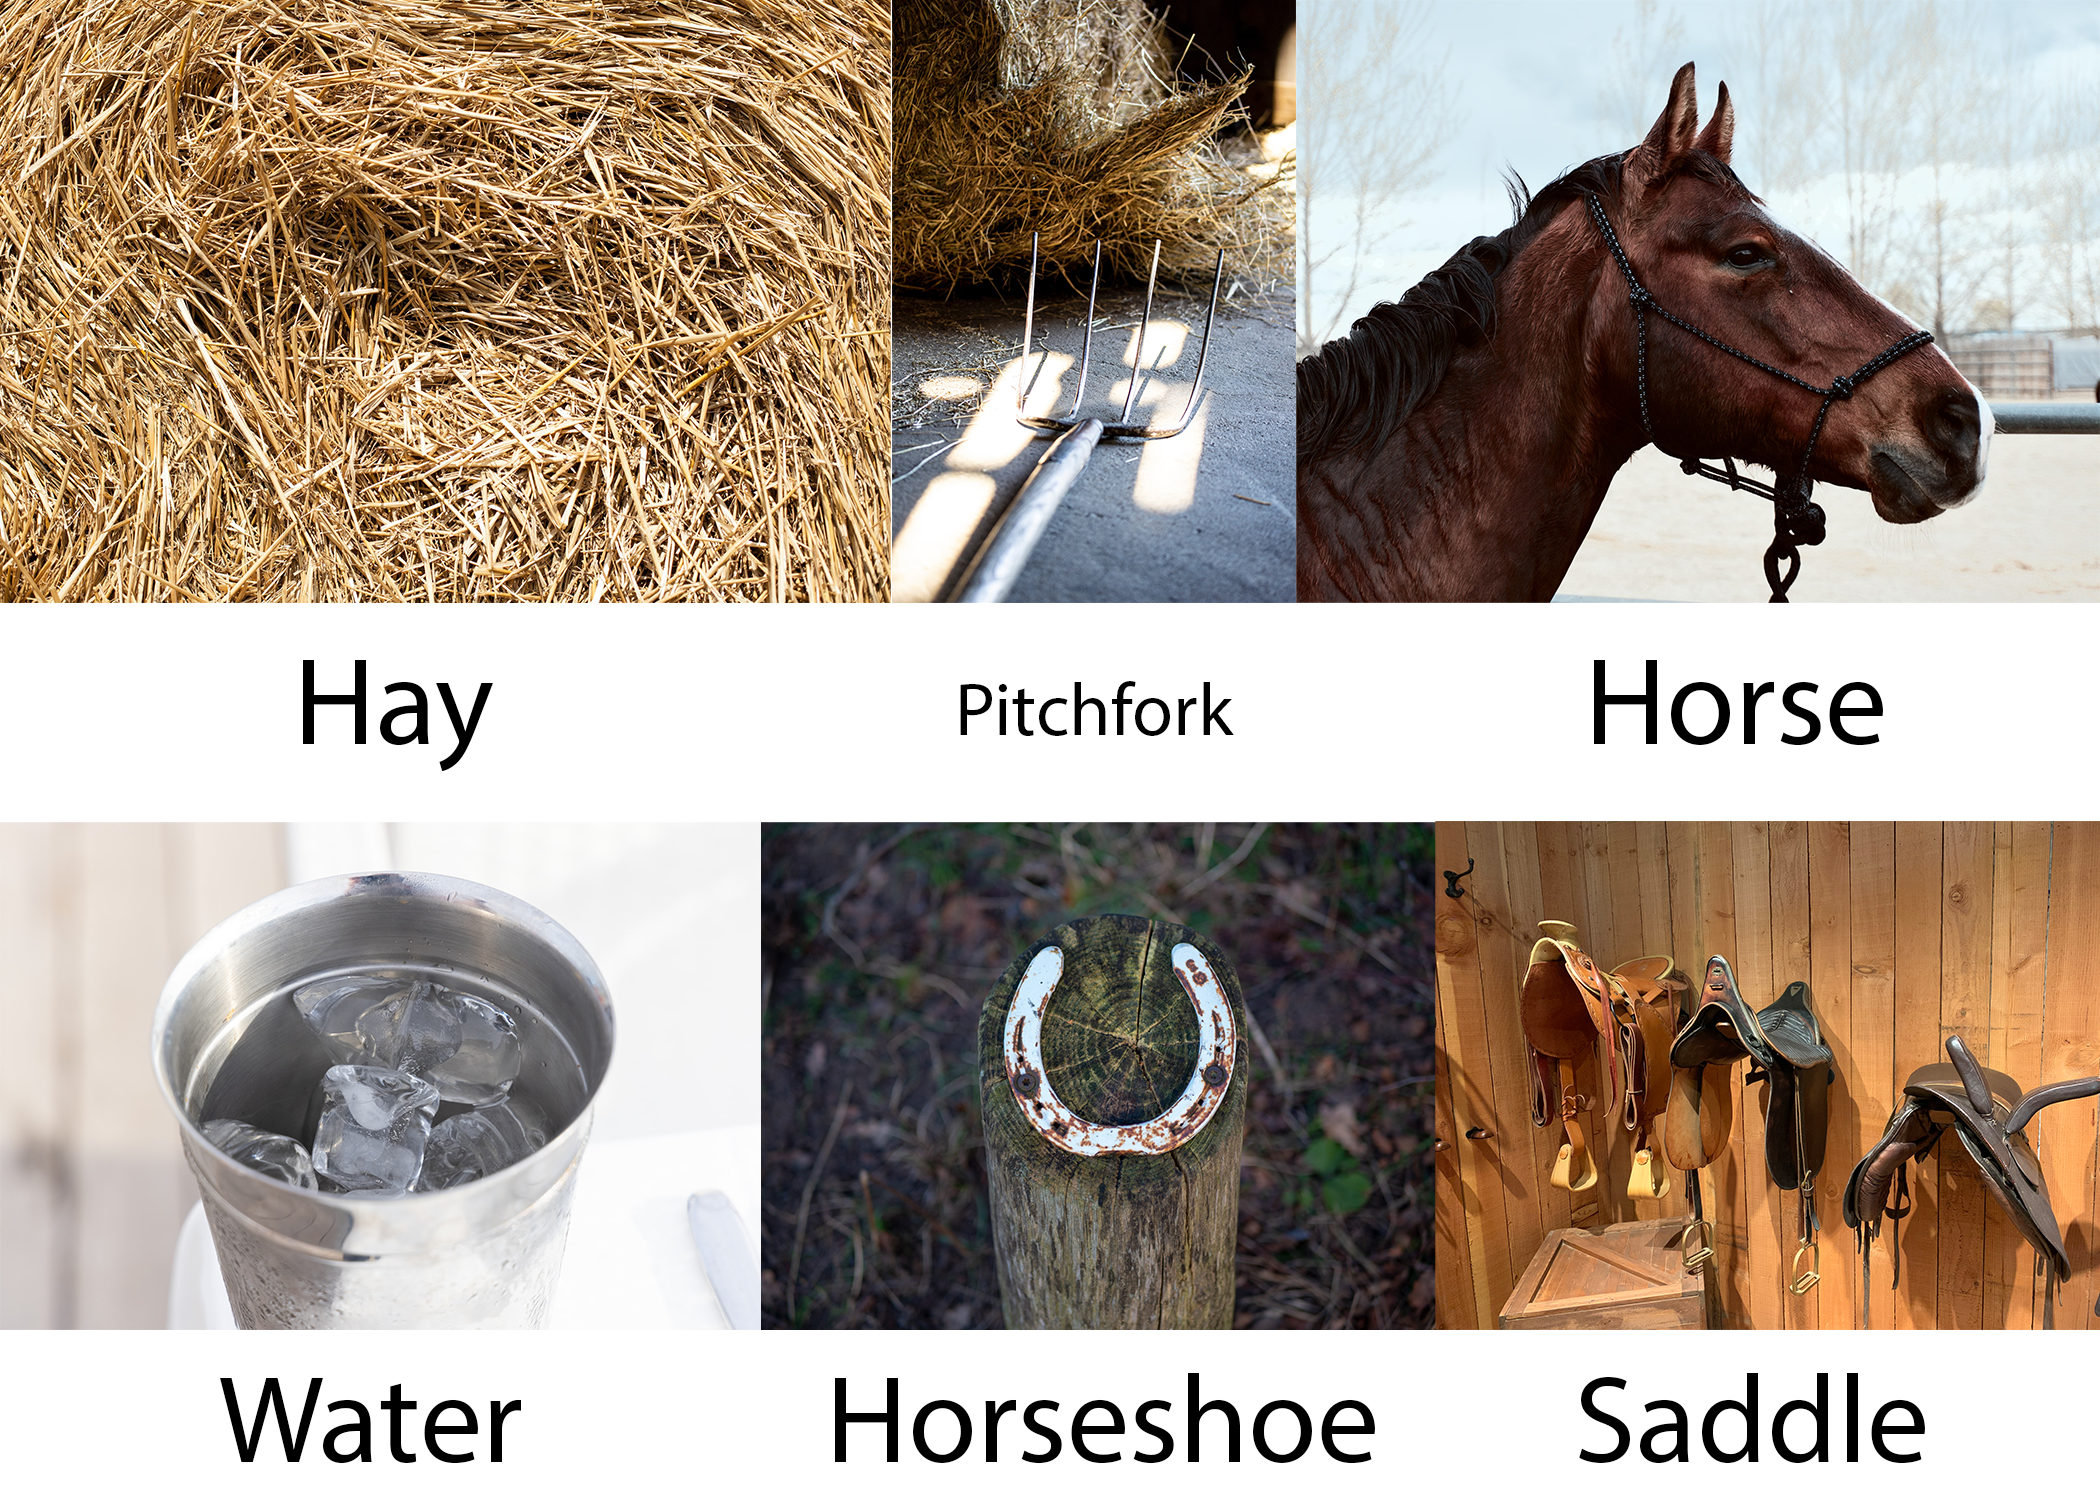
[1585,63,1989,523]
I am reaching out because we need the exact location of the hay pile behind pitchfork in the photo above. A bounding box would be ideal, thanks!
[0,0,889,601]
[893,0,1292,291]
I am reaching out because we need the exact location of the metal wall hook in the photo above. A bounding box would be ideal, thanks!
[1443,858,1474,899]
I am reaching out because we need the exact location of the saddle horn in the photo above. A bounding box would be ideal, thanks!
[1947,1035,1996,1119]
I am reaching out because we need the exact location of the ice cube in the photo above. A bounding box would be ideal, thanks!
[201,1118,318,1190]
[311,1065,440,1194]
[292,973,394,1050]
[292,973,465,1075]
[418,991,523,1105]
[416,1098,548,1191]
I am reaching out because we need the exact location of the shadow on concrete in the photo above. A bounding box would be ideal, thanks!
[891,282,1295,602]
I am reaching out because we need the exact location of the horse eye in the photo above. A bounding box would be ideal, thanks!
[1726,245,1768,269]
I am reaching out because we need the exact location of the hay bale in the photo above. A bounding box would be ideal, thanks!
[0,0,889,600]
[894,0,1291,290]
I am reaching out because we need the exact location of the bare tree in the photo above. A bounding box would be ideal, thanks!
[1722,0,1827,193]
[1901,2,1989,341]
[1983,32,2035,330]
[1597,0,1688,142]
[2036,82,2100,336]
[1824,0,1928,292]
[1297,0,1462,356]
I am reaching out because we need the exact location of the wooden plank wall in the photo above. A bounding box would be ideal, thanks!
[1435,822,2100,1331]
[0,825,286,1328]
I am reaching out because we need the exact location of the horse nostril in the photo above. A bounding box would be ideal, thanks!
[1931,389,1980,463]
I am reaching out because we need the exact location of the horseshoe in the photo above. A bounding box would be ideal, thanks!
[1003,941,1237,1156]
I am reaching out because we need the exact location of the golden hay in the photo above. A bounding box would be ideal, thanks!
[0,0,889,601]
[894,0,1292,291]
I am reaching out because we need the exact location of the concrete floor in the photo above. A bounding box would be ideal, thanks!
[890,282,1296,602]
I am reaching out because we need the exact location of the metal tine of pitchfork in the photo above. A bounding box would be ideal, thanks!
[1116,240,1162,424]
[958,235,1226,603]
[1017,234,1103,426]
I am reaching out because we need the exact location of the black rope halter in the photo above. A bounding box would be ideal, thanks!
[1583,191,1936,602]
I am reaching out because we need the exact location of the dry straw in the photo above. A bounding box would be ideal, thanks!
[0,0,889,601]
[894,0,1292,291]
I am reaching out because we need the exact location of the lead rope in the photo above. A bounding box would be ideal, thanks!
[1582,191,1936,602]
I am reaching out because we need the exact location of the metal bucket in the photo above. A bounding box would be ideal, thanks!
[151,872,615,1329]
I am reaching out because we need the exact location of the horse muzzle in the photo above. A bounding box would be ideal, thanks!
[1867,384,1989,522]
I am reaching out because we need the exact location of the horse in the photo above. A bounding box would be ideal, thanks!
[1296,63,1991,602]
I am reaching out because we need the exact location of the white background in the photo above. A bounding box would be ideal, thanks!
[0,603,1416,817]
[0,601,2082,819]
[0,1331,1393,1489]
[0,1329,2061,1488]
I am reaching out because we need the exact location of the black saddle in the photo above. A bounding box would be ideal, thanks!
[1665,955,1833,1291]
[1843,1034,2100,1328]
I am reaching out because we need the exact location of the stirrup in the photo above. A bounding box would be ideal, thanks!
[1627,1147,1669,1200]
[1681,1218,1714,1273]
[1553,1141,1598,1192]
[1789,1240,1820,1295]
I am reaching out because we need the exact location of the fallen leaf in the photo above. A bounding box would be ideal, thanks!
[1319,1098,1367,1156]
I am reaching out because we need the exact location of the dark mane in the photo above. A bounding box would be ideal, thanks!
[1295,150,1749,465]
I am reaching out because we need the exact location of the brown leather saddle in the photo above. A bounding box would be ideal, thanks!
[1520,921,1678,1198]
[1665,955,1832,1293]
[1843,1034,2100,1328]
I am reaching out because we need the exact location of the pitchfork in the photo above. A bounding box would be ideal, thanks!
[953,233,1225,603]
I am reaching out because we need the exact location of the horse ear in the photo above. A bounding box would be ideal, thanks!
[1694,80,1735,163]
[1631,62,1700,182]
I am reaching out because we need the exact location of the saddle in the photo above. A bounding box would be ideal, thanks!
[1519,921,1678,1198]
[1843,1034,2100,1328]
[1665,956,1833,1293]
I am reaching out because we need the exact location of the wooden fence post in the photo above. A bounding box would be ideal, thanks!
[978,913,1247,1328]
